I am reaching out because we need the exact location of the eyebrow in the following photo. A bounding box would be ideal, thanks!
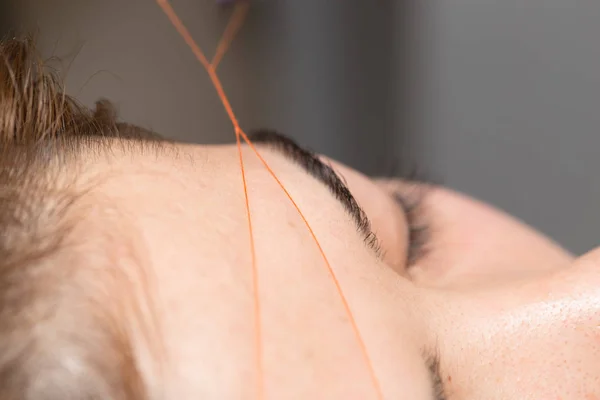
[250,130,446,399]
[248,129,381,255]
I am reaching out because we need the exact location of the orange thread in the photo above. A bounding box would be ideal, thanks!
[155,1,383,399]
[157,2,263,398]
[235,126,264,400]
[156,0,239,127]
[237,128,384,399]
[211,1,250,70]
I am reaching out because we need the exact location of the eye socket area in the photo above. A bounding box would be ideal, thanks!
[389,184,573,287]
[248,128,431,275]
[317,159,416,274]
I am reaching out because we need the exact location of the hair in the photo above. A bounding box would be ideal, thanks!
[0,37,158,399]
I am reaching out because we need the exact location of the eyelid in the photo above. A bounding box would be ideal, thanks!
[322,157,349,187]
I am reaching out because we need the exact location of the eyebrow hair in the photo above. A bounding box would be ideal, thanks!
[248,129,382,255]
[249,130,447,398]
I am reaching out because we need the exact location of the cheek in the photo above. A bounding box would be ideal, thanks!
[455,309,600,399]
[436,259,600,399]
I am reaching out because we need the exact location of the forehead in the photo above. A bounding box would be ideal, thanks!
[71,142,435,398]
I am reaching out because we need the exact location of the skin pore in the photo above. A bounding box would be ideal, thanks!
[69,130,599,399]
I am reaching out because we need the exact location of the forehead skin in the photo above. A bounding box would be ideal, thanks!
[66,139,600,399]
[75,142,436,399]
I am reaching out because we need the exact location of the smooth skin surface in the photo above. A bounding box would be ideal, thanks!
[73,137,599,400]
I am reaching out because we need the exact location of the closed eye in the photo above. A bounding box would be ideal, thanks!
[392,187,431,267]
[248,130,446,398]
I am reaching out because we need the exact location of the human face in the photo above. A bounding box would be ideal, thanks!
[79,131,599,399]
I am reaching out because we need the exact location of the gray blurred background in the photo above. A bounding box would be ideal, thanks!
[6,0,600,254]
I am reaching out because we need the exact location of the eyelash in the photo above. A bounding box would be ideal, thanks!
[392,184,431,267]
[379,156,435,267]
